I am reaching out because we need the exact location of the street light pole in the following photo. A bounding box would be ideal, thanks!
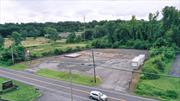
[69,68,73,101]
[11,45,14,64]
[91,49,96,83]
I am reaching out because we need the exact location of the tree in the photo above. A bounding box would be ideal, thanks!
[10,31,23,45]
[0,34,4,47]
[113,24,130,43]
[44,27,59,41]
[66,33,76,43]
[147,12,161,42]
[28,28,40,38]
[82,29,94,40]
[162,6,179,31]
[20,30,28,40]
[172,26,180,47]
[94,25,107,38]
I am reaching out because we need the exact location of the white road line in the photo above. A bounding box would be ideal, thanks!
[9,68,156,101]
[0,74,91,101]
[0,68,157,101]
[0,70,124,101]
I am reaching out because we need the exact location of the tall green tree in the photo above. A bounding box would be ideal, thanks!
[66,33,76,43]
[94,25,107,38]
[162,6,179,31]
[172,26,180,47]
[147,12,161,42]
[0,34,4,47]
[44,27,59,41]
[82,29,94,40]
[10,31,23,45]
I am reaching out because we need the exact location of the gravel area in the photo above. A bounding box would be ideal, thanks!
[28,49,148,92]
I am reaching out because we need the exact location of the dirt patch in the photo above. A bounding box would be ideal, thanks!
[27,49,148,92]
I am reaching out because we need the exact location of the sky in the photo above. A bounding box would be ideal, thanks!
[0,0,179,24]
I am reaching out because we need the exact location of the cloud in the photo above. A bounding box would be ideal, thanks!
[0,0,179,23]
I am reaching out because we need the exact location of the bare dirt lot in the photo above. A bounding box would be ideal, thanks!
[27,49,148,92]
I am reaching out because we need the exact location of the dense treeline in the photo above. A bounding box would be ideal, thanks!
[1,6,179,49]
[66,7,180,50]
[0,6,179,66]
[0,21,83,37]
[0,21,107,38]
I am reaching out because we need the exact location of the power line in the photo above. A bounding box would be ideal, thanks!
[98,65,180,78]
[48,61,180,78]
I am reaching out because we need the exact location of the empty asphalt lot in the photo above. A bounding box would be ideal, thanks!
[0,67,157,101]
[29,49,148,92]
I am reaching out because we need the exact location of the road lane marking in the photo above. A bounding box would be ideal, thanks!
[0,74,91,101]
[0,67,158,101]
[0,68,157,101]
[0,70,124,101]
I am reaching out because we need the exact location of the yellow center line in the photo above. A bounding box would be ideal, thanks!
[0,70,125,101]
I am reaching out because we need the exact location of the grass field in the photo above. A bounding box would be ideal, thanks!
[0,77,41,101]
[28,42,87,57]
[4,37,87,58]
[4,37,50,48]
[0,63,28,71]
[9,63,28,70]
[36,69,101,86]
[135,59,180,101]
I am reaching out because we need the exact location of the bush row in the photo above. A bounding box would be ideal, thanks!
[135,82,178,99]
[91,37,151,49]
[0,46,25,65]
[30,46,86,59]
[141,46,176,80]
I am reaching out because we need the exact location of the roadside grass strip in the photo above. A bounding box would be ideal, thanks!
[36,68,101,86]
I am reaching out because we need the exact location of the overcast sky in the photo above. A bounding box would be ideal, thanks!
[0,0,179,23]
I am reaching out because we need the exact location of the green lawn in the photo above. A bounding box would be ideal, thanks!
[136,77,180,101]
[4,37,50,48]
[0,63,28,71]
[0,78,41,101]
[135,59,180,101]
[36,69,101,86]
[9,63,28,70]
[27,42,87,55]
[4,37,87,57]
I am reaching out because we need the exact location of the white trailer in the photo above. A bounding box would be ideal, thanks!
[131,54,146,69]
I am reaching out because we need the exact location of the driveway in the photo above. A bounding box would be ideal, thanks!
[170,54,180,77]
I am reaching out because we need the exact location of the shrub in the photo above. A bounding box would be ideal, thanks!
[136,82,178,100]
[0,45,25,65]
[112,41,120,48]
[152,55,165,72]
[63,47,73,53]
[91,37,110,48]
[41,51,53,56]
[142,66,160,79]
[166,90,178,99]
[53,49,62,55]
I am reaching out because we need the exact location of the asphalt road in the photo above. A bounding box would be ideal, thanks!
[0,67,158,101]
[170,54,180,77]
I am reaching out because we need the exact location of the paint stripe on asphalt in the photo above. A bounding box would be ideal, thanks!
[0,70,124,101]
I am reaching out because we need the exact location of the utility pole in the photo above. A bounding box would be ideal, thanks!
[69,68,73,101]
[91,49,96,83]
[83,16,86,41]
[11,45,14,64]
